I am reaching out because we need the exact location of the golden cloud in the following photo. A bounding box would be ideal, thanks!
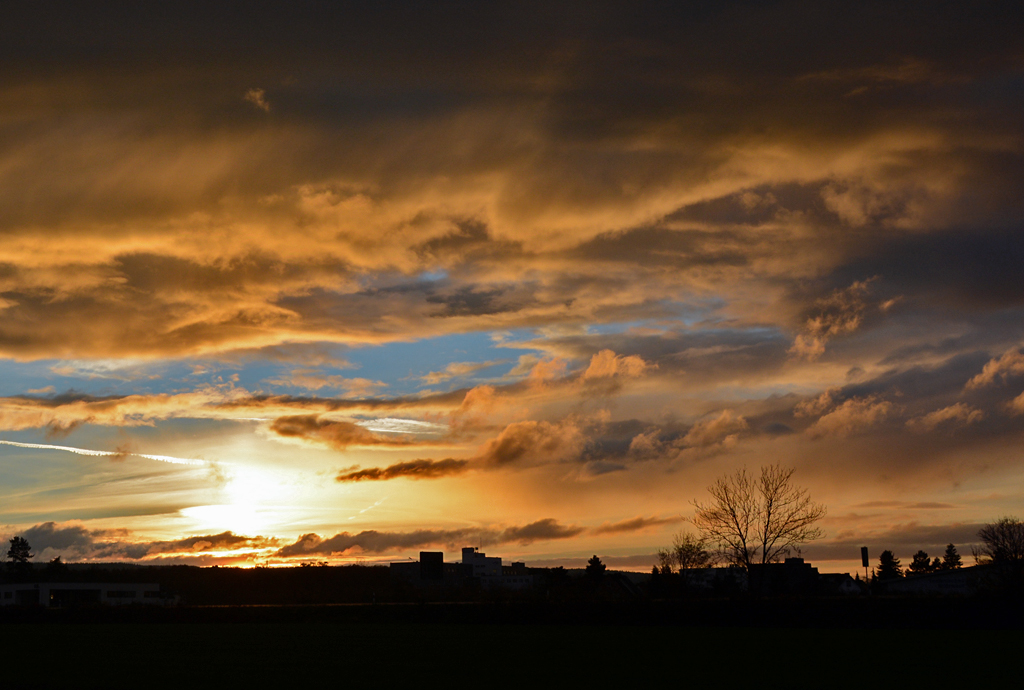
[906,403,984,432]
[966,348,1024,389]
[582,349,651,379]
[806,396,896,439]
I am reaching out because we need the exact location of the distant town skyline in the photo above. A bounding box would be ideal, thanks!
[1,3,1022,574]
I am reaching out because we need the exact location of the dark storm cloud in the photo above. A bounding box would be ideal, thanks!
[336,458,469,482]
[526,326,793,386]
[842,354,992,403]
[426,286,523,318]
[834,352,1024,425]
[275,518,584,557]
[113,252,350,294]
[592,515,683,535]
[780,353,1024,447]
[332,416,672,484]
[1,0,1023,566]
[568,227,751,269]
[269,415,421,450]
[667,183,831,227]
[19,522,277,560]
[3,2,1019,219]
[0,1,1020,360]
[501,518,585,544]
[413,219,525,265]
[832,226,1024,311]
[333,408,762,485]
[21,522,100,551]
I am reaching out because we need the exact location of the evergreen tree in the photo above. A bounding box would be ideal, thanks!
[585,555,606,580]
[941,543,962,570]
[908,550,931,574]
[6,536,33,578]
[7,536,32,564]
[876,550,902,580]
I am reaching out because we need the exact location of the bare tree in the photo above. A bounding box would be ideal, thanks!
[692,464,826,571]
[669,531,717,571]
[656,531,717,574]
[977,516,1024,563]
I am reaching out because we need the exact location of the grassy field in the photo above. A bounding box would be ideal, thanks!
[0,621,1020,687]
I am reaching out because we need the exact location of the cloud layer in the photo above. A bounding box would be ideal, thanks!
[0,2,1022,572]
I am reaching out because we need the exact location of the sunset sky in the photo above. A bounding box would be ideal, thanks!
[1,2,1022,574]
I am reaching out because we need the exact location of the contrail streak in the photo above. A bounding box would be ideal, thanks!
[348,496,388,520]
[0,439,205,466]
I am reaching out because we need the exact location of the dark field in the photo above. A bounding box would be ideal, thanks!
[1,614,1020,687]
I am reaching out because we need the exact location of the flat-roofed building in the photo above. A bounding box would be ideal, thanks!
[0,582,173,607]
[390,548,535,590]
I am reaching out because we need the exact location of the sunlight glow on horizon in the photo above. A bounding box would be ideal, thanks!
[0,3,1021,573]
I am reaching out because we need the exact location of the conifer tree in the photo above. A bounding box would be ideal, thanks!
[908,550,931,574]
[941,543,962,570]
[7,536,32,564]
[876,550,902,580]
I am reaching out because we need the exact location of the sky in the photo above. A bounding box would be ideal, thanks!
[1,1,1022,574]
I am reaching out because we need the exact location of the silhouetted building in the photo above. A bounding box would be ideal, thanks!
[419,551,444,580]
[669,566,749,593]
[389,552,464,587]
[390,548,535,590]
[748,557,820,595]
[0,582,173,607]
[747,558,864,596]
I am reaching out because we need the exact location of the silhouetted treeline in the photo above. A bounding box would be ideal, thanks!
[2,559,1021,606]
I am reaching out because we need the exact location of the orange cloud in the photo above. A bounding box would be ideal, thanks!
[794,388,841,418]
[789,280,876,361]
[681,410,749,448]
[243,88,270,112]
[966,347,1024,389]
[264,369,388,396]
[806,396,896,438]
[476,418,587,467]
[906,403,984,432]
[420,360,507,385]
[582,349,651,379]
